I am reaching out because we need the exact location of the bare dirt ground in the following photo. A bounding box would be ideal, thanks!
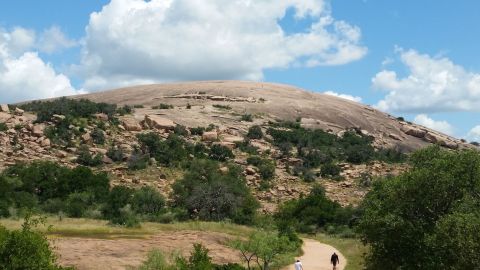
[52,230,240,270]
[285,239,346,270]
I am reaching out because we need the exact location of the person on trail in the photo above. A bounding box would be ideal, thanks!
[294,259,303,270]
[331,252,340,270]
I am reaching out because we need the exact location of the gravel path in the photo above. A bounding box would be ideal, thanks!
[285,238,346,270]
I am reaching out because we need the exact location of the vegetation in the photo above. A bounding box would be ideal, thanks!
[240,114,253,122]
[358,146,480,269]
[139,243,245,270]
[172,159,259,224]
[76,145,103,166]
[19,97,118,123]
[275,185,358,235]
[246,125,263,140]
[213,104,232,110]
[209,144,234,161]
[0,216,72,270]
[0,122,7,131]
[91,128,106,145]
[246,156,275,180]
[152,103,174,109]
[190,127,205,136]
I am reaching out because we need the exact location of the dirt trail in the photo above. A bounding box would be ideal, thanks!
[52,230,240,270]
[285,239,346,270]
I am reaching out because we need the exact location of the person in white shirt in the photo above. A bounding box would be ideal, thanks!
[294,259,304,270]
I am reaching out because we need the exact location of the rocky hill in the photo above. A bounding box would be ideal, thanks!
[0,81,474,209]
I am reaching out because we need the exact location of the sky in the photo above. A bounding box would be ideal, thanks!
[0,0,479,141]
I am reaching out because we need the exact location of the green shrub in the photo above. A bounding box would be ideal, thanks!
[0,217,71,270]
[131,187,166,216]
[107,145,125,162]
[76,145,103,166]
[235,141,258,155]
[173,159,258,224]
[137,133,189,166]
[133,104,145,108]
[127,148,149,170]
[209,144,234,161]
[20,97,117,123]
[152,103,174,109]
[246,125,263,139]
[91,128,106,145]
[174,125,189,136]
[0,123,7,131]
[190,127,205,136]
[240,114,253,122]
[213,104,232,110]
[65,192,93,218]
[320,162,341,177]
[103,186,137,226]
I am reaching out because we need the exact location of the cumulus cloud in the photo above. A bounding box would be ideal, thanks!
[0,28,83,103]
[323,90,362,102]
[413,114,454,136]
[372,49,480,113]
[80,0,367,90]
[467,126,480,142]
[38,26,77,54]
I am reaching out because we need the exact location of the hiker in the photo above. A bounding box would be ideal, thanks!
[294,259,303,270]
[331,252,340,270]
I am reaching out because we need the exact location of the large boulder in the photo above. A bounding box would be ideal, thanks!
[14,107,24,116]
[144,115,175,130]
[32,124,45,137]
[0,104,9,113]
[222,135,244,143]
[202,131,218,141]
[401,125,426,138]
[121,117,142,131]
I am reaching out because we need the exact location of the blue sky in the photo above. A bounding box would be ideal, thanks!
[0,0,479,140]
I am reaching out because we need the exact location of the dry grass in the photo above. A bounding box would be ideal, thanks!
[0,217,254,239]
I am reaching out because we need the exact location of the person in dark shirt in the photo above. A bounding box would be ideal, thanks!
[331,252,340,270]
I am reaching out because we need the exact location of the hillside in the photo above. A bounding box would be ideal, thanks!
[0,81,473,209]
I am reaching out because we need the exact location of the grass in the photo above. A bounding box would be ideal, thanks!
[313,234,366,270]
[0,217,254,239]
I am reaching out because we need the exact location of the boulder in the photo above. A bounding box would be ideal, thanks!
[121,117,142,131]
[202,131,218,141]
[388,133,402,141]
[40,138,51,147]
[144,115,175,130]
[52,114,65,122]
[0,104,9,113]
[0,112,11,122]
[401,125,426,138]
[214,141,236,150]
[14,107,24,116]
[81,133,92,143]
[94,113,109,121]
[32,124,45,137]
[245,166,256,175]
[222,135,244,143]
[102,156,113,164]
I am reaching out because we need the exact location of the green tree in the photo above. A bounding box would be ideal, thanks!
[358,146,480,269]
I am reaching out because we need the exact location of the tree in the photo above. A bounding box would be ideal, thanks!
[358,146,480,269]
[233,231,296,270]
[247,126,263,140]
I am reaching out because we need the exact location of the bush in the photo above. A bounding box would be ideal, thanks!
[190,127,205,136]
[107,145,125,162]
[0,216,71,270]
[152,103,174,109]
[320,162,341,178]
[116,105,133,115]
[133,104,144,108]
[173,159,258,224]
[127,148,149,170]
[213,104,232,110]
[209,144,234,161]
[91,128,106,145]
[248,156,275,180]
[358,146,480,269]
[174,125,189,137]
[137,133,189,166]
[131,187,166,216]
[76,145,103,166]
[103,186,137,226]
[246,125,263,139]
[65,192,93,218]
[0,123,7,131]
[235,141,258,155]
[240,114,253,122]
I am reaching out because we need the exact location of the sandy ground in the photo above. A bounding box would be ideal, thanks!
[285,239,346,270]
[52,230,240,270]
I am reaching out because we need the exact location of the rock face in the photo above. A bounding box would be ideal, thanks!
[74,80,470,152]
[144,115,175,130]
[121,117,142,131]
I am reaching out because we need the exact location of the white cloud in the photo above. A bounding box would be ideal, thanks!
[467,126,480,142]
[413,114,454,136]
[80,0,367,90]
[323,90,362,102]
[0,28,84,103]
[372,49,480,113]
[38,26,77,54]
